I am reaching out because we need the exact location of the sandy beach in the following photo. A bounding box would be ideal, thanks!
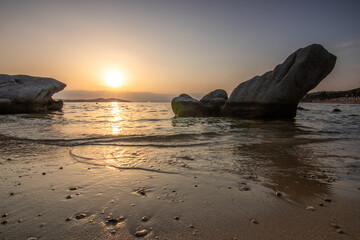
[1,134,360,240]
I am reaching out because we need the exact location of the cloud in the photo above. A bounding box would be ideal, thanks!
[334,40,360,48]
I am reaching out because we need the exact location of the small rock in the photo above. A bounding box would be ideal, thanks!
[323,198,332,202]
[136,187,146,196]
[27,238,38,240]
[111,230,117,234]
[251,219,259,224]
[318,203,324,207]
[66,195,72,199]
[174,216,180,220]
[330,223,340,229]
[40,223,45,228]
[105,216,124,224]
[135,229,149,237]
[2,213,8,218]
[189,224,194,228]
[42,172,46,175]
[194,185,198,187]
[336,229,344,234]
[275,191,282,197]
[7,158,12,161]
[10,192,14,196]
[59,167,63,169]
[1,220,8,224]
[18,219,22,223]
[306,206,315,211]
[142,216,149,222]
[333,108,341,112]
[69,187,78,191]
[75,214,87,219]
[37,213,42,217]
[240,185,250,191]
[65,218,71,221]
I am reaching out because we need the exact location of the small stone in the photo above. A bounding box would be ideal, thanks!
[306,206,315,211]
[135,229,149,237]
[333,108,341,112]
[40,223,45,228]
[75,214,87,219]
[110,200,114,203]
[240,185,250,191]
[111,230,117,234]
[18,219,22,223]
[69,187,78,191]
[1,220,8,224]
[174,216,180,220]
[189,224,194,228]
[106,216,125,224]
[42,172,46,175]
[136,188,146,195]
[275,191,282,197]
[330,223,340,229]
[7,158,12,161]
[228,187,232,189]
[318,203,324,207]
[131,204,136,207]
[27,238,38,240]
[323,198,332,202]
[66,195,72,199]
[10,192,14,196]
[336,229,344,234]
[38,213,42,217]
[2,213,8,218]
[59,167,63,169]
[65,218,71,221]
[194,185,198,187]
[142,216,149,222]
[251,219,259,224]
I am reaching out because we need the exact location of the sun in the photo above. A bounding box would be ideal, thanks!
[104,70,125,88]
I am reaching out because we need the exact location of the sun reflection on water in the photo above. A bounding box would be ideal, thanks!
[109,102,123,135]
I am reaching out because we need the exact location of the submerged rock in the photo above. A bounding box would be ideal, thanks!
[0,74,66,114]
[171,44,336,119]
[171,90,228,117]
[223,44,336,118]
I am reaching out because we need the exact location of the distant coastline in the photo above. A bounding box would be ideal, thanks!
[63,98,130,102]
[302,87,360,104]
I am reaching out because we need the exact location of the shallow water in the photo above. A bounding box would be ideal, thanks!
[1,102,359,202]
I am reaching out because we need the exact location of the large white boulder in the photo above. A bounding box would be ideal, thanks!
[0,74,66,114]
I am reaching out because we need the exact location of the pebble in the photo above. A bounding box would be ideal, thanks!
[275,191,282,197]
[10,192,14,196]
[7,158,12,161]
[306,206,315,211]
[333,108,341,112]
[318,203,324,207]
[38,213,42,217]
[66,195,72,199]
[106,216,125,224]
[65,218,71,221]
[1,220,8,225]
[111,230,117,234]
[27,238,38,240]
[69,187,78,191]
[174,216,180,220]
[18,219,22,223]
[42,172,46,175]
[135,229,149,237]
[323,198,332,202]
[336,229,344,234]
[189,224,194,228]
[142,216,149,222]
[136,188,146,196]
[2,213,8,218]
[40,223,45,228]
[330,223,340,229]
[75,213,87,219]
[251,219,259,224]
[59,167,63,169]
[194,185,198,187]
[240,185,250,191]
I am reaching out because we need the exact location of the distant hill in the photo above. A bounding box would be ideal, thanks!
[302,88,360,103]
[63,98,130,102]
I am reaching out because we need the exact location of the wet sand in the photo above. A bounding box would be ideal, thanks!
[1,137,360,239]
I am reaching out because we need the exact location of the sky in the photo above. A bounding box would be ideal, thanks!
[1,0,360,100]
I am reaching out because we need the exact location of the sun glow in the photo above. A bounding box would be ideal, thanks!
[104,70,125,88]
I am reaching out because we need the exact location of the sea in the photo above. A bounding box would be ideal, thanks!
[1,102,359,198]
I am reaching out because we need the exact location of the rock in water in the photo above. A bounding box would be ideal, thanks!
[0,74,66,114]
[171,89,228,117]
[223,44,336,118]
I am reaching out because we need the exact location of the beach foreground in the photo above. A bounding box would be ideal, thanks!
[1,135,360,240]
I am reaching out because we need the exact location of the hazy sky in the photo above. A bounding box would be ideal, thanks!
[1,0,360,97]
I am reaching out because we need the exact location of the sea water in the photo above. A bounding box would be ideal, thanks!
[0,102,359,198]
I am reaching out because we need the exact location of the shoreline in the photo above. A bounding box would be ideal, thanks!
[301,97,360,104]
[1,136,360,239]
